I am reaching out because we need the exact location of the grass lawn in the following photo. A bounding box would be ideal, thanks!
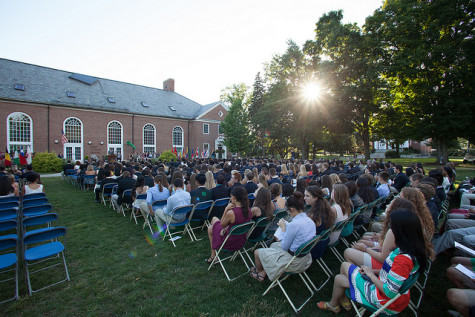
[1,169,473,315]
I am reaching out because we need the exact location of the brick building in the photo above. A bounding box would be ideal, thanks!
[0,59,229,161]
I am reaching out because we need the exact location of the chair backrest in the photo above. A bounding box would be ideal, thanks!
[194,200,214,211]
[293,235,320,257]
[332,219,348,232]
[102,183,117,194]
[228,221,255,236]
[0,219,17,233]
[318,227,332,241]
[122,189,132,198]
[171,204,194,221]
[22,197,49,208]
[0,196,20,204]
[0,237,17,252]
[399,272,420,293]
[22,204,53,217]
[66,169,76,176]
[248,193,255,200]
[247,217,270,238]
[273,209,288,221]
[23,193,46,201]
[23,226,67,245]
[0,201,20,210]
[111,185,118,195]
[152,199,167,209]
[0,208,18,221]
[213,197,230,207]
[136,193,147,200]
[22,213,58,229]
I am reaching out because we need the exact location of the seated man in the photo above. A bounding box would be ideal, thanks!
[244,172,258,194]
[267,168,282,186]
[376,171,391,198]
[393,164,409,192]
[190,173,212,204]
[154,178,191,228]
[111,171,135,210]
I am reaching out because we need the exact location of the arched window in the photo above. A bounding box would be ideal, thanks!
[7,112,33,153]
[63,117,83,161]
[143,123,156,154]
[172,126,183,153]
[107,121,123,159]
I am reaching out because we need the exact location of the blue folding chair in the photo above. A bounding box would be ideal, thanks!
[0,219,18,240]
[143,199,167,233]
[22,227,70,295]
[0,202,20,211]
[118,189,133,217]
[205,197,230,227]
[188,200,214,240]
[162,204,194,247]
[248,193,255,207]
[82,175,96,191]
[101,183,117,206]
[0,196,20,204]
[130,193,147,224]
[0,209,18,221]
[22,197,49,208]
[0,237,19,303]
[22,193,46,201]
[22,204,53,218]
[22,213,58,235]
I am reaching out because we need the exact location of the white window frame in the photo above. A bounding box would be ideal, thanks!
[107,120,123,158]
[203,123,209,134]
[7,112,33,153]
[218,124,223,135]
[143,123,156,154]
[172,126,184,153]
[63,117,84,162]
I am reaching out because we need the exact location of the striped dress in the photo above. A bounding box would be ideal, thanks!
[348,248,419,315]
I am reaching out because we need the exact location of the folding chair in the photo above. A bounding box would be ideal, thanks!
[162,204,195,247]
[22,213,58,235]
[208,221,255,281]
[65,169,78,187]
[410,259,432,310]
[22,197,49,208]
[22,227,70,295]
[143,199,167,234]
[0,219,18,240]
[262,235,320,313]
[22,204,53,218]
[340,210,364,248]
[101,183,117,206]
[130,193,147,224]
[204,197,230,227]
[22,193,46,201]
[245,216,271,251]
[346,272,420,317]
[0,209,18,221]
[0,237,19,303]
[0,202,20,211]
[82,175,96,191]
[188,200,214,241]
[0,196,20,204]
[118,189,133,217]
[248,193,255,207]
[312,228,334,291]
[327,219,350,264]
[266,208,289,236]
[109,185,118,210]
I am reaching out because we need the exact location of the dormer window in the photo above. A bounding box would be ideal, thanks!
[218,110,223,117]
[169,106,176,111]
[107,97,115,103]
[14,84,25,91]
[141,102,149,108]
[67,91,76,98]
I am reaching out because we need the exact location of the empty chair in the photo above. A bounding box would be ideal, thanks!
[0,201,20,211]
[22,227,70,295]
[22,204,53,218]
[0,196,20,204]
[22,193,46,201]
[0,219,18,240]
[0,237,19,303]
[22,213,58,235]
[0,209,18,221]
[22,197,49,208]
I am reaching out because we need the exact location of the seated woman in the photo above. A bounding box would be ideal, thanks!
[248,187,274,240]
[22,172,45,196]
[206,186,252,263]
[345,197,414,270]
[318,209,430,314]
[269,183,286,211]
[305,186,336,259]
[0,175,18,197]
[321,175,332,196]
[132,176,149,210]
[251,192,316,282]
[328,184,352,245]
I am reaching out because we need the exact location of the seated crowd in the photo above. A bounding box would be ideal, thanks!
[5,156,473,315]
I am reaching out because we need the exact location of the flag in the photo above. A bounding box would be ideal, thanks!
[191,149,194,158]
[4,148,11,166]
[19,147,27,165]
[26,145,32,164]
[195,147,199,158]
[61,129,68,144]
[126,140,136,150]
[13,148,20,165]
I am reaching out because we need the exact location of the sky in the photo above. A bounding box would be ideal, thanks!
[0,0,383,105]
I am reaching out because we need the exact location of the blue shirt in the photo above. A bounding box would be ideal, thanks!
[377,183,390,198]
[281,212,316,252]
[146,185,170,210]
[164,188,191,216]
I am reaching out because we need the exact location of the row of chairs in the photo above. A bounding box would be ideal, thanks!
[0,193,70,303]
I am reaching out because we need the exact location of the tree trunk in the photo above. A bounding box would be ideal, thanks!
[395,142,401,158]
[362,122,371,161]
[440,138,449,164]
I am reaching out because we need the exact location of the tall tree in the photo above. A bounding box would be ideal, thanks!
[249,72,266,156]
[368,0,475,163]
[220,83,253,157]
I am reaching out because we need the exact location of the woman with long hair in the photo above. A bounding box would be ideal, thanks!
[329,173,341,186]
[318,209,430,314]
[251,192,316,282]
[205,171,216,190]
[269,183,286,211]
[298,164,308,179]
[249,187,274,239]
[206,186,252,263]
[132,175,149,210]
[328,184,352,245]
[296,178,308,194]
[22,172,44,196]
[0,175,16,197]
[305,186,336,259]
[257,173,268,189]
[321,175,332,196]
[252,167,259,183]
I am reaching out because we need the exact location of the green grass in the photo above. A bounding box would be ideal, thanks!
[0,176,472,316]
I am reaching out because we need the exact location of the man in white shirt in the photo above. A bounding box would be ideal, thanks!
[155,178,191,228]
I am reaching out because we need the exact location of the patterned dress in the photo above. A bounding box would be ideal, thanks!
[348,248,419,315]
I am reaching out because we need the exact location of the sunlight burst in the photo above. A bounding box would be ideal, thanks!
[302,82,321,102]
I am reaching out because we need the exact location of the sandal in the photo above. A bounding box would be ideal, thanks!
[339,297,352,312]
[317,301,341,314]
[204,257,215,264]
[250,270,265,282]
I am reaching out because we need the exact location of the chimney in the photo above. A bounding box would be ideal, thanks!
[163,78,175,92]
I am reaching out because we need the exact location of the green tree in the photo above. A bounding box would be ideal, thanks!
[220,83,253,156]
[249,72,267,156]
[368,0,475,163]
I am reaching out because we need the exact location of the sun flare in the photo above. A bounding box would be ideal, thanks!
[302,82,321,101]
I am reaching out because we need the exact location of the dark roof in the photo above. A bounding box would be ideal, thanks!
[0,58,218,120]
